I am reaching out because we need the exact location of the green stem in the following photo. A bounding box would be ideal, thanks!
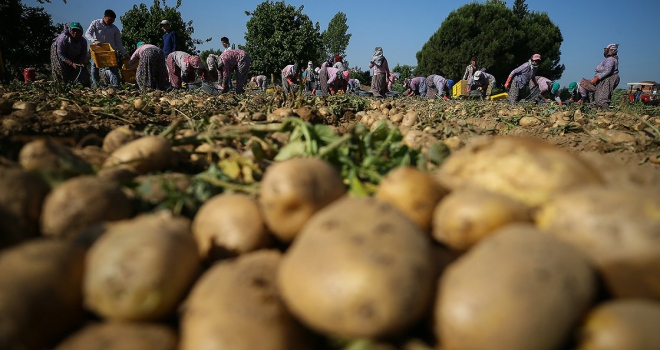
[196,174,260,195]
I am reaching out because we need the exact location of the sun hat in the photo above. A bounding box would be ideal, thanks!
[69,22,83,31]
[532,54,541,61]
[160,20,170,25]
[568,82,577,92]
[551,82,560,94]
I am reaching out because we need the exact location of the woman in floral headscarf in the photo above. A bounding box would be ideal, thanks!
[369,47,390,98]
[590,43,620,109]
[166,51,210,89]
[129,41,169,91]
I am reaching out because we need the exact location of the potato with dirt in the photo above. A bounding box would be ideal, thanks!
[259,158,345,242]
[192,193,271,262]
[432,189,532,250]
[435,136,603,207]
[102,126,140,153]
[55,322,178,350]
[0,239,86,349]
[40,175,133,239]
[84,212,200,321]
[278,196,435,338]
[375,166,447,232]
[180,250,315,350]
[102,135,173,175]
[0,167,50,248]
[575,299,660,350]
[536,186,660,298]
[437,224,596,350]
[19,138,93,177]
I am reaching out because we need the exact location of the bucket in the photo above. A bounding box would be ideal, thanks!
[23,68,35,83]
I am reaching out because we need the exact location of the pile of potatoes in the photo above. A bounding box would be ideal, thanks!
[2,125,660,350]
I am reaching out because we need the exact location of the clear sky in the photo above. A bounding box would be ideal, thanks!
[27,0,660,88]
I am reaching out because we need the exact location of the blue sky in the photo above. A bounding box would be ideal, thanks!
[28,0,660,89]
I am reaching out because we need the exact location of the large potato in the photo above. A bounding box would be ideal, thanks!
[192,193,271,262]
[259,158,345,242]
[181,250,315,350]
[103,136,173,175]
[375,166,448,232]
[278,197,435,338]
[435,136,603,207]
[576,299,660,350]
[536,186,660,298]
[19,138,93,177]
[0,239,86,349]
[84,212,200,321]
[0,167,50,248]
[432,189,531,250]
[102,126,139,153]
[55,322,177,350]
[41,175,133,239]
[437,224,595,350]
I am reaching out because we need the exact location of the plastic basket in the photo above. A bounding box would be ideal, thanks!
[489,92,508,101]
[90,43,117,68]
[121,69,136,84]
[452,79,469,98]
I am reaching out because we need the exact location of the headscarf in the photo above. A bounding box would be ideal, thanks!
[371,47,384,67]
[403,78,411,89]
[185,55,204,69]
[334,55,342,63]
[206,54,219,70]
[605,43,619,57]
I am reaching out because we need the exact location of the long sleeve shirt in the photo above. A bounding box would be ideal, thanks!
[369,57,389,75]
[162,31,177,57]
[55,32,87,64]
[253,75,267,85]
[534,76,553,93]
[594,57,619,80]
[409,77,425,92]
[463,64,477,80]
[169,51,209,83]
[508,61,537,88]
[85,19,128,56]
[220,49,245,77]
[326,67,341,85]
[128,44,159,69]
[282,65,297,83]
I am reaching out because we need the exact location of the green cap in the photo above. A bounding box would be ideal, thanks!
[136,41,145,48]
[70,22,83,31]
[551,82,560,94]
[568,81,577,92]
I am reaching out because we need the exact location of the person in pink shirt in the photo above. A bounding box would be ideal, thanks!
[319,66,345,95]
[388,72,399,92]
[369,47,390,98]
[281,64,300,93]
[129,42,168,91]
[217,49,251,94]
[166,51,210,89]
[250,75,268,91]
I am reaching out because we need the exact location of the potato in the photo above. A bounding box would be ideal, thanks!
[375,166,447,232]
[432,189,531,250]
[278,197,435,338]
[181,250,315,350]
[134,172,191,205]
[192,193,271,262]
[536,186,660,298]
[437,224,595,350]
[435,136,603,207]
[102,126,139,153]
[55,322,177,350]
[576,299,660,350]
[19,138,93,177]
[259,158,345,242]
[0,167,50,248]
[0,239,86,349]
[103,136,173,175]
[84,212,200,321]
[41,175,133,239]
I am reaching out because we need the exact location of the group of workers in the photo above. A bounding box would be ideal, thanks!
[49,9,620,109]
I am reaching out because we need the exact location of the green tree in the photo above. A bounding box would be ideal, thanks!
[392,64,415,80]
[0,0,58,73]
[520,11,565,80]
[242,1,322,78]
[321,12,351,60]
[120,0,210,55]
[512,0,529,19]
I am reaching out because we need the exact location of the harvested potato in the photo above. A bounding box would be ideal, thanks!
[437,224,595,350]
[278,197,435,338]
[103,136,172,175]
[181,250,315,350]
[134,172,191,205]
[375,166,447,232]
[0,239,86,349]
[19,138,93,177]
[536,186,660,298]
[0,167,50,248]
[41,175,133,239]
[84,212,200,321]
[55,322,177,350]
[192,193,271,262]
[259,158,345,242]
[102,126,139,153]
[435,136,603,207]
[432,189,531,250]
[576,299,660,350]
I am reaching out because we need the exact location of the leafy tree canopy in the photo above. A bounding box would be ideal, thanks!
[415,0,564,85]
[392,64,415,80]
[321,12,351,61]
[120,0,210,56]
[242,1,322,78]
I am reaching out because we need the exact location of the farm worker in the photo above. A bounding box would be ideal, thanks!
[219,37,234,90]
[166,51,210,89]
[403,77,427,97]
[388,72,399,92]
[129,42,169,91]
[505,53,541,104]
[333,55,345,71]
[216,49,251,94]
[347,78,361,93]
[281,64,300,93]
[467,70,494,98]
[206,54,223,84]
[463,56,478,81]
[50,22,90,87]
[567,81,589,104]
[250,75,268,91]
[590,43,620,109]
[425,74,453,101]
[85,9,129,88]
[321,56,333,69]
[99,68,120,88]
[304,61,317,94]
[160,20,177,58]
[319,66,346,95]
[369,47,390,98]
[531,76,562,105]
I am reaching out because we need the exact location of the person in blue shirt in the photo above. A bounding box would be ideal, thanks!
[160,20,177,58]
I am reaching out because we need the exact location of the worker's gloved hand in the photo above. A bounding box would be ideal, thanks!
[504,77,512,90]
[65,60,76,67]
[591,76,600,85]
[93,40,101,45]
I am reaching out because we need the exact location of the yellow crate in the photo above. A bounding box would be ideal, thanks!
[489,92,508,101]
[452,79,469,98]
[121,69,136,84]
[90,43,117,68]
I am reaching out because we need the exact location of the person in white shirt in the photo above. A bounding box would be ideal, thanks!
[85,9,129,87]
